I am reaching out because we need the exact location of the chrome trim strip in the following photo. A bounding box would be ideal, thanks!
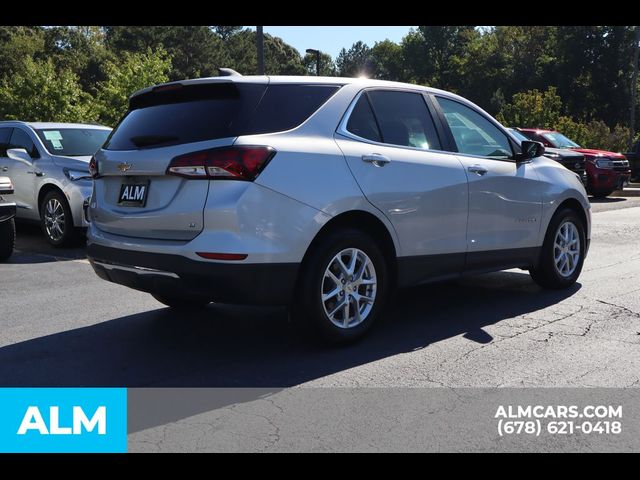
[92,260,180,278]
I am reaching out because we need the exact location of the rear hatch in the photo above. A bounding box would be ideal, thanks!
[91,80,268,240]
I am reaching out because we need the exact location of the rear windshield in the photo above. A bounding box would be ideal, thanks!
[36,128,111,156]
[104,83,341,150]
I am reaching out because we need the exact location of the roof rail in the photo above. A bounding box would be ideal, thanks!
[218,68,242,77]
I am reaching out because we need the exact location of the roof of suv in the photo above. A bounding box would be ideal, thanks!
[0,120,111,130]
[130,74,461,102]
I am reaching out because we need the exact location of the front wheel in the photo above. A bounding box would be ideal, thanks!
[295,229,388,344]
[529,208,586,289]
[40,190,78,247]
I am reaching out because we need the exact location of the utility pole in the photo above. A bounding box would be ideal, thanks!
[306,49,321,76]
[630,26,640,150]
[257,26,265,75]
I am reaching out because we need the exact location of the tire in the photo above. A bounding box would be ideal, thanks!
[40,190,78,247]
[0,218,15,261]
[295,228,389,344]
[151,293,211,309]
[529,208,586,289]
[591,189,614,199]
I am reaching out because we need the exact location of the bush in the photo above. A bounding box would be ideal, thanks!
[0,57,97,123]
[499,87,632,153]
[95,48,171,126]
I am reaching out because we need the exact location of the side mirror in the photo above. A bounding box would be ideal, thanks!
[514,140,544,162]
[6,148,33,164]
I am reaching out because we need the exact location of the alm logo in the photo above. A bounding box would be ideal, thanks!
[17,406,107,435]
[0,388,127,453]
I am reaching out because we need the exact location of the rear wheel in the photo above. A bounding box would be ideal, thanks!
[529,208,586,289]
[151,293,211,309]
[40,190,78,247]
[0,218,15,261]
[295,228,388,344]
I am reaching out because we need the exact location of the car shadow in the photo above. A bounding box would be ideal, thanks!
[0,270,580,389]
[589,196,626,203]
[0,270,581,432]
[11,221,86,263]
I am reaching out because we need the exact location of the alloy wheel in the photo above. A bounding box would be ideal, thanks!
[553,220,580,278]
[321,248,377,329]
[44,198,66,243]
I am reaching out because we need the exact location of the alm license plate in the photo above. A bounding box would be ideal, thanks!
[118,181,149,207]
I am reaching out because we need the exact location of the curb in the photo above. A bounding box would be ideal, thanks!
[611,188,640,197]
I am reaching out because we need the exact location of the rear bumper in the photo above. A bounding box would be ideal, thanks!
[0,203,16,223]
[87,243,299,305]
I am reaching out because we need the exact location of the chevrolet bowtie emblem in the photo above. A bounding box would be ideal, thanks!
[117,162,132,172]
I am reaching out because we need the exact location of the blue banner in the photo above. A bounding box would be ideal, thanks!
[0,388,127,453]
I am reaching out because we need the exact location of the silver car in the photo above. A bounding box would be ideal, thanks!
[87,75,591,343]
[0,122,112,246]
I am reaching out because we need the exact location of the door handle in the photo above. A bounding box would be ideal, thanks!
[27,171,44,177]
[362,153,391,167]
[468,165,488,176]
[1,166,7,172]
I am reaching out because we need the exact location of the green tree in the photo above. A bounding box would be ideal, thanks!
[224,30,306,75]
[104,26,226,80]
[401,26,477,89]
[0,57,96,122]
[96,48,171,126]
[370,40,407,81]
[496,87,563,129]
[0,26,46,79]
[42,26,114,93]
[214,26,243,40]
[336,41,372,77]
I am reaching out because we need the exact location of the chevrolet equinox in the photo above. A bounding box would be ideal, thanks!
[87,75,591,343]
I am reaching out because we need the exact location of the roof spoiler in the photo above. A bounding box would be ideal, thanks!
[218,68,242,77]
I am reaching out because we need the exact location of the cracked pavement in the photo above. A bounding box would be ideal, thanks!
[1,197,639,451]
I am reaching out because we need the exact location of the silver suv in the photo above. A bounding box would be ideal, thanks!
[0,122,112,246]
[87,75,590,343]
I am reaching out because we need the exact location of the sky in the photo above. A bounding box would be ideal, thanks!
[244,26,416,59]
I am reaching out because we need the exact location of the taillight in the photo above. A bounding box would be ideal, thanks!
[166,146,276,181]
[89,156,99,178]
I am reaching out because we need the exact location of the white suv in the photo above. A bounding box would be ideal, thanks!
[87,75,590,343]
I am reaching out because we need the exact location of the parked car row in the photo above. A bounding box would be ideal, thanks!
[508,128,587,185]
[514,128,631,198]
[0,122,112,247]
[4,73,635,342]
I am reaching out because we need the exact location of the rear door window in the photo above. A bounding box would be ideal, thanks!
[346,95,382,142]
[247,84,340,134]
[104,83,341,151]
[367,90,441,150]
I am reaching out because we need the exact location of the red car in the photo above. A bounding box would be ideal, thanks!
[518,128,631,198]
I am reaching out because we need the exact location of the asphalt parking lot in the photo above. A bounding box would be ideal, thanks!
[1,196,639,389]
